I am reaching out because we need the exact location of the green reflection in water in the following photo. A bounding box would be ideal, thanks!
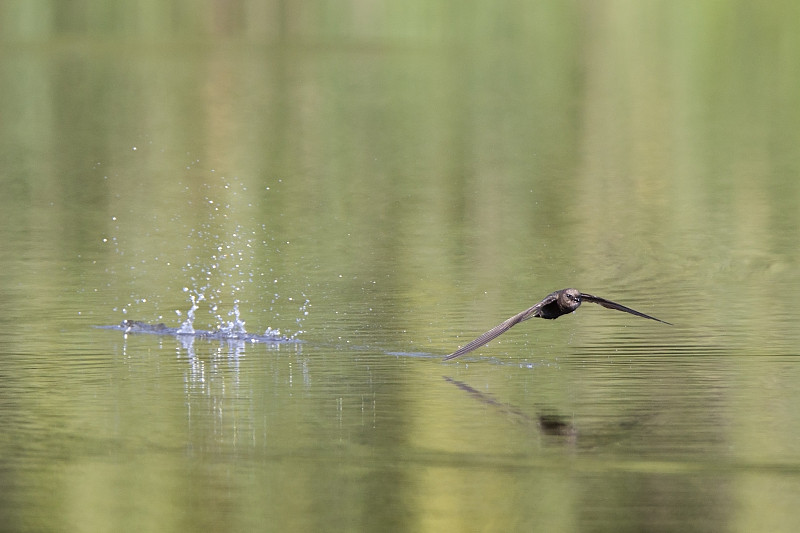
[2,1,800,532]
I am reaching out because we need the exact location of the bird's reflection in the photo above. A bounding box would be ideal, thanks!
[442,374,667,451]
[442,375,577,439]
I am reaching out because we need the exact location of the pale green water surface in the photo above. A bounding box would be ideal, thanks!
[2,2,800,532]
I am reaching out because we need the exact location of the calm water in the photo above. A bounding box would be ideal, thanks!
[2,2,800,532]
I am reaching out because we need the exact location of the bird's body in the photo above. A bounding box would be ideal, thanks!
[444,288,670,360]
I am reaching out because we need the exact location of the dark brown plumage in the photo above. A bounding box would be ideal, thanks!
[444,288,671,360]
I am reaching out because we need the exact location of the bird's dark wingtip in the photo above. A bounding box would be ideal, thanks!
[639,314,673,326]
[643,313,673,326]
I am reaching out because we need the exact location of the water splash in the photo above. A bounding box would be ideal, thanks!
[177,291,203,335]
[290,296,311,340]
[105,170,307,339]
[216,300,247,337]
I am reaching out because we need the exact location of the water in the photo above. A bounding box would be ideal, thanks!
[2,2,800,531]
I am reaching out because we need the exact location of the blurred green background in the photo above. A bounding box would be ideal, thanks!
[2,2,800,532]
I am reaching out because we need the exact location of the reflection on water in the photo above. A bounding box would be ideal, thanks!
[443,375,577,439]
[3,1,800,531]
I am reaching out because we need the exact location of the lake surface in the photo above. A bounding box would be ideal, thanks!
[2,2,800,531]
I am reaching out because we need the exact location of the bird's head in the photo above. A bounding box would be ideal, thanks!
[559,288,582,311]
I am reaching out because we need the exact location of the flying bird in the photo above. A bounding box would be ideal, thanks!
[444,288,671,360]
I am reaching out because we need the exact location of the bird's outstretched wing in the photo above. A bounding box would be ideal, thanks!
[443,293,558,360]
[580,293,672,325]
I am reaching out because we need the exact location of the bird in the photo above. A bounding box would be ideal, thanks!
[444,288,671,360]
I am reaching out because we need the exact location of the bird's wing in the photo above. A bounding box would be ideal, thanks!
[443,294,557,361]
[443,311,528,360]
[580,293,672,325]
